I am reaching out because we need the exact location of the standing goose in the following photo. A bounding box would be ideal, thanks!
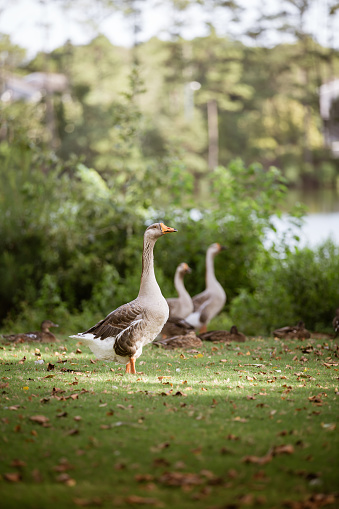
[70,223,177,374]
[185,243,226,333]
[166,263,193,319]
[2,320,59,343]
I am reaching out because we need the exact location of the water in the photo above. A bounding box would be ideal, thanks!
[268,188,339,248]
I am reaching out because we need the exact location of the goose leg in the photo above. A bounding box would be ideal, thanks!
[125,361,131,374]
[199,325,207,334]
[130,358,136,374]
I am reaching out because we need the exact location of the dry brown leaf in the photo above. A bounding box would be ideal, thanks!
[159,471,203,486]
[135,474,155,482]
[10,459,26,468]
[75,349,82,354]
[31,469,43,482]
[242,454,272,465]
[272,444,294,455]
[65,428,79,435]
[73,498,103,507]
[47,363,55,371]
[125,495,161,506]
[4,472,21,482]
[29,415,49,425]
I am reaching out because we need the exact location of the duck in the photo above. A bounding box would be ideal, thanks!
[166,262,193,319]
[2,320,59,343]
[198,325,247,343]
[70,222,177,374]
[185,243,226,333]
[333,308,339,338]
[273,321,311,340]
[153,331,202,350]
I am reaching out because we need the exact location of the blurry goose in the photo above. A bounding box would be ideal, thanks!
[166,263,193,319]
[70,223,177,374]
[160,316,194,338]
[199,325,247,343]
[333,308,339,338]
[153,331,202,350]
[273,321,311,340]
[185,243,226,333]
[2,320,59,343]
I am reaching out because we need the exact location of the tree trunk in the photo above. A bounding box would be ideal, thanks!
[207,99,219,170]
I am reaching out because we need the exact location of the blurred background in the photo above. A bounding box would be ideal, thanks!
[0,0,338,336]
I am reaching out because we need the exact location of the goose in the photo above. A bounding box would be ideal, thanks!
[273,321,311,340]
[153,331,202,350]
[166,263,193,319]
[199,325,247,343]
[70,222,177,374]
[2,320,59,343]
[160,316,194,339]
[333,308,339,338]
[185,243,226,333]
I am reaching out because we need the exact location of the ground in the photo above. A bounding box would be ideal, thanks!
[0,333,338,509]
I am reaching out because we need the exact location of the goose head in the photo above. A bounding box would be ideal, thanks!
[178,262,192,275]
[208,242,226,257]
[145,222,177,241]
[41,320,59,332]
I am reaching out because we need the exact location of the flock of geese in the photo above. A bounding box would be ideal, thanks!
[2,223,339,375]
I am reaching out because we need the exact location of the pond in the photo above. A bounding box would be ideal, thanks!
[268,187,339,248]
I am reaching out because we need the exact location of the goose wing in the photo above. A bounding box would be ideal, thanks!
[85,300,143,340]
[192,290,210,312]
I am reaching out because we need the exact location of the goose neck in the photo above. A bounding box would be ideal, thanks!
[206,250,217,287]
[138,236,160,297]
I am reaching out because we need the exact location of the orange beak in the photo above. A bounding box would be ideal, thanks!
[160,223,177,234]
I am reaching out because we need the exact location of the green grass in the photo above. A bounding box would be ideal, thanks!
[0,334,338,509]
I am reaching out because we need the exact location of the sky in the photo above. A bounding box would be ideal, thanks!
[0,0,338,59]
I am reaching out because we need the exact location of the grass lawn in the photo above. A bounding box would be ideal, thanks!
[0,333,338,509]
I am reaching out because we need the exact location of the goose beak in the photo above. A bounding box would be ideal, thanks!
[51,323,59,327]
[160,223,177,234]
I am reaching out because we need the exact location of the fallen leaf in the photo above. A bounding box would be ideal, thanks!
[31,468,43,482]
[321,423,336,431]
[47,363,55,371]
[159,471,203,486]
[242,454,272,465]
[135,474,155,482]
[272,444,294,455]
[65,428,79,435]
[73,498,103,507]
[56,412,68,418]
[125,495,160,506]
[4,472,21,482]
[29,415,50,425]
[10,459,26,468]
[75,349,82,354]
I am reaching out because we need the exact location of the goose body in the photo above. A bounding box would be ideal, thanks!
[2,320,59,343]
[185,243,226,333]
[166,263,193,319]
[199,325,246,343]
[153,331,202,350]
[273,321,310,340]
[160,316,194,338]
[70,223,177,373]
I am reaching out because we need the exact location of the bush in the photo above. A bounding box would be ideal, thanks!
[230,240,339,335]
